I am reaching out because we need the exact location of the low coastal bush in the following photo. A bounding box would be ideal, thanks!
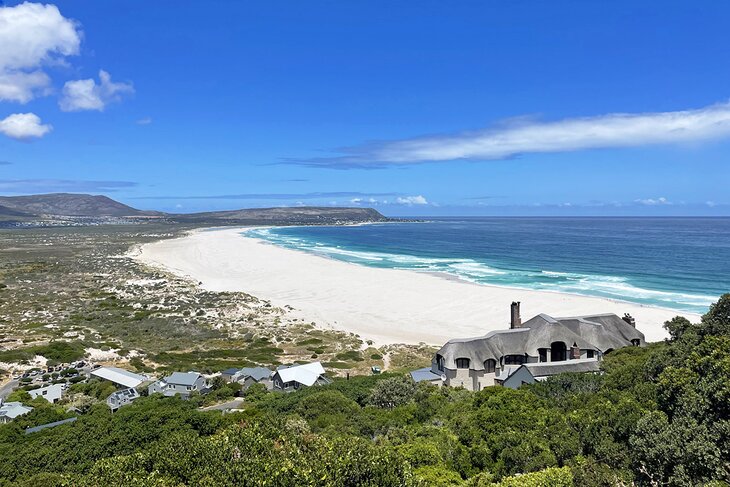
[1,294,730,486]
[0,341,85,366]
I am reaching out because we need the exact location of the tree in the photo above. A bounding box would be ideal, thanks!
[367,376,417,409]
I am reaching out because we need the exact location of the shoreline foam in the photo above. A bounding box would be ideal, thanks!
[135,227,702,345]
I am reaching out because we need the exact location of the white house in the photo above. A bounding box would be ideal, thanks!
[148,372,208,399]
[272,362,329,391]
[0,400,33,423]
[28,383,65,403]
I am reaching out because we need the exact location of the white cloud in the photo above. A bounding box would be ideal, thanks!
[297,101,730,167]
[396,195,429,205]
[136,117,152,125]
[350,197,381,205]
[635,197,672,206]
[59,70,134,112]
[0,2,81,103]
[0,112,52,140]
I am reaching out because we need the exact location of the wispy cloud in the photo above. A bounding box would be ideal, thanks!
[136,117,152,125]
[635,196,672,206]
[396,195,429,205]
[286,101,730,168]
[133,191,397,200]
[0,179,137,193]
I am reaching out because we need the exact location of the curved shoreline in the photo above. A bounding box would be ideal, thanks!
[134,227,701,345]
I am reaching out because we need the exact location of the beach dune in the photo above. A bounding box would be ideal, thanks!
[136,228,700,345]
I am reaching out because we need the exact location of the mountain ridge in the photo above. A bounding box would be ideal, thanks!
[0,193,389,225]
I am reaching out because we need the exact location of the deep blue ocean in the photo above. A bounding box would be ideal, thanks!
[246,218,730,314]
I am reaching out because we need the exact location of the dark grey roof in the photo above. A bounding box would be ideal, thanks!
[240,367,272,382]
[25,417,77,434]
[221,368,240,376]
[410,367,443,383]
[436,312,644,371]
[523,358,601,377]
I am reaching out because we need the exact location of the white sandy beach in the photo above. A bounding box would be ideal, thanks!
[135,228,701,345]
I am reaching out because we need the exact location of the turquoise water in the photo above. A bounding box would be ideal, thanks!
[245,218,730,314]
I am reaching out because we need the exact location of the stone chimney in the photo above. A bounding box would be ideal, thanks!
[510,301,521,329]
[622,313,636,327]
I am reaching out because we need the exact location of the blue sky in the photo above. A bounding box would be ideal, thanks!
[1,1,729,216]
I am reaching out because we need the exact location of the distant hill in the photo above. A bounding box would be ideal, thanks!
[0,193,160,218]
[174,206,389,225]
[0,193,389,226]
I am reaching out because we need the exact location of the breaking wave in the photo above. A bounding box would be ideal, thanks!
[244,227,718,313]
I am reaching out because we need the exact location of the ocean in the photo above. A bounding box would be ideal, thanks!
[246,217,730,314]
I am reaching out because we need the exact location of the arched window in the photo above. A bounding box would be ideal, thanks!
[504,354,526,365]
[455,358,470,369]
[484,359,496,373]
[551,341,567,362]
[631,339,641,347]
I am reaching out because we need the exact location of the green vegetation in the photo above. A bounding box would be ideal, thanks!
[0,341,85,366]
[1,294,729,485]
[0,226,430,376]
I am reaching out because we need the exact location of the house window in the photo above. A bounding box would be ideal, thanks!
[586,350,595,359]
[551,342,567,362]
[484,359,496,373]
[455,358,470,369]
[436,354,445,372]
[504,354,526,365]
[631,339,641,346]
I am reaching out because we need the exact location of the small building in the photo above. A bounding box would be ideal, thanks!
[28,383,65,403]
[148,372,208,399]
[220,367,243,383]
[238,367,274,390]
[221,366,273,388]
[90,366,148,389]
[496,358,602,389]
[106,388,140,411]
[272,362,329,391]
[0,400,33,424]
[410,367,443,386]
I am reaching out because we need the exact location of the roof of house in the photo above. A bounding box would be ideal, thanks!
[275,362,325,386]
[25,417,77,434]
[91,366,148,389]
[0,402,33,420]
[523,358,601,377]
[221,368,240,376]
[164,372,203,386]
[410,367,443,383]
[436,313,644,371]
[108,387,140,402]
[240,367,273,382]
